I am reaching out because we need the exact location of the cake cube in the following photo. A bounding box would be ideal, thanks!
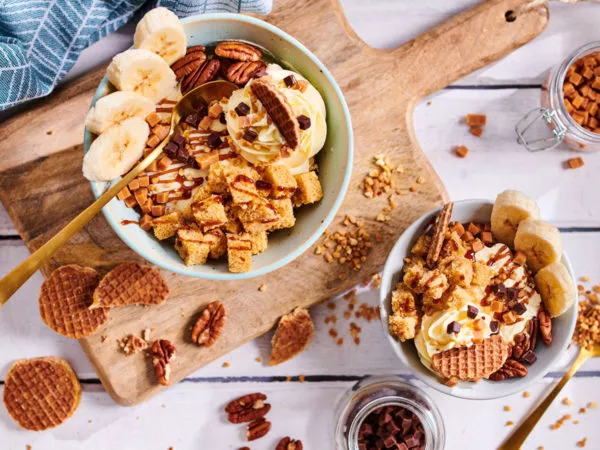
[204,229,227,259]
[152,212,183,240]
[249,231,268,254]
[227,169,259,204]
[227,234,253,273]
[292,171,323,206]
[207,160,234,194]
[238,201,279,233]
[270,198,296,230]
[192,195,227,231]
[262,165,297,198]
[175,227,210,266]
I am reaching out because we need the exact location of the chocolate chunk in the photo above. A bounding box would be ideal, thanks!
[490,320,500,334]
[401,418,412,434]
[184,114,200,127]
[243,128,258,142]
[297,114,311,130]
[284,74,297,87]
[492,283,507,297]
[467,305,479,319]
[172,134,185,148]
[378,411,392,426]
[512,302,527,315]
[207,133,221,148]
[521,350,537,364]
[235,102,250,116]
[219,111,227,124]
[360,423,374,436]
[164,141,179,158]
[447,321,461,334]
[507,287,520,301]
[197,103,208,118]
[404,435,420,448]
[383,435,398,448]
[176,146,189,164]
[397,444,408,450]
[187,155,199,169]
[358,444,367,450]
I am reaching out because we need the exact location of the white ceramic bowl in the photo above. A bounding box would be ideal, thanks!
[84,14,353,280]
[379,199,578,400]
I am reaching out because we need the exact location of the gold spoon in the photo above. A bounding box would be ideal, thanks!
[0,80,237,307]
[499,344,600,450]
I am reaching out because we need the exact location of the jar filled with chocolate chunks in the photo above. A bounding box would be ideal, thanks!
[516,41,600,152]
[334,376,445,450]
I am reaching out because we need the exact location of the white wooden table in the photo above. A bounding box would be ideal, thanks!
[2,1,600,449]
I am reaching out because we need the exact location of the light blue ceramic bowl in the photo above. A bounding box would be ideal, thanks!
[84,13,353,280]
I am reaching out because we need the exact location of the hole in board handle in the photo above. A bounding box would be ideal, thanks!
[505,10,517,22]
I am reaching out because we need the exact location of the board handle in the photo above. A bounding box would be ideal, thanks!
[391,0,548,101]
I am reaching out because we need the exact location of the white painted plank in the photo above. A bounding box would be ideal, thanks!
[1,378,599,449]
[414,88,600,226]
[340,0,600,86]
[1,228,599,382]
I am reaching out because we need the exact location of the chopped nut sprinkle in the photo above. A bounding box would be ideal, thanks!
[573,280,600,350]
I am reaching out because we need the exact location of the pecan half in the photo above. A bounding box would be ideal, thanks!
[528,317,538,350]
[512,332,530,361]
[215,41,262,61]
[225,392,271,423]
[489,358,527,381]
[276,437,304,450]
[191,301,227,347]
[181,58,221,95]
[171,46,207,80]
[226,61,266,86]
[151,339,176,386]
[247,417,271,441]
[538,308,552,345]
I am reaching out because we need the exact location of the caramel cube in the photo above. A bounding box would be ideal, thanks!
[269,198,296,230]
[147,160,158,173]
[140,198,153,214]
[572,111,586,125]
[564,98,574,114]
[452,222,466,237]
[204,228,227,259]
[567,157,585,169]
[455,145,469,158]
[147,134,161,148]
[513,251,527,266]
[226,234,253,273]
[569,71,584,86]
[572,94,585,109]
[139,214,153,231]
[292,171,323,206]
[263,165,297,199]
[465,114,487,127]
[238,201,279,233]
[462,231,474,242]
[134,188,148,205]
[175,227,210,266]
[471,240,484,252]
[195,150,220,170]
[124,196,137,208]
[152,212,182,240]
[137,176,150,188]
[467,223,481,235]
[155,192,169,204]
[582,65,595,80]
[152,125,169,141]
[469,126,483,137]
[198,116,213,131]
[128,179,140,191]
[503,311,517,325]
[151,204,165,217]
[145,111,161,127]
[143,147,154,158]
[589,116,599,129]
[117,187,132,201]
[490,300,504,313]
[481,231,493,245]
[589,102,599,117]
[564,82,577,99]
[158,156,172,171]
[208,102,223,119]
[192,195,228,231]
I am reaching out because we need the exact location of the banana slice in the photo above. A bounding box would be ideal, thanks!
[514,219,562,272]
[133,7,186,65]
[491,190,540,246]
[85,91,155,135]
[535,261,575,317]
[107,49,177,103]
[83,118,149,181]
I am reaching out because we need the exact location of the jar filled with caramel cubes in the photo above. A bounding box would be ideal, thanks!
[516,41,600,152]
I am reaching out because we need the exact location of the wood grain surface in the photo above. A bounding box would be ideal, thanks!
[0,0,548,406]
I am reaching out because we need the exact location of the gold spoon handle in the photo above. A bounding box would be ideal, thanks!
[0,142,167,307]
[498,348,590,450]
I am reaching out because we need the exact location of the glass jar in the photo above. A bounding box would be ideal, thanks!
[516,41,600,152]
[334,376,445,450]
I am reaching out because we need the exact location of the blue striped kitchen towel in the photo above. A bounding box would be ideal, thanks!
[0,0,272,111]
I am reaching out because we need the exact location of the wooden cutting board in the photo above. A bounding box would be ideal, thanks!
[0,0,548,406]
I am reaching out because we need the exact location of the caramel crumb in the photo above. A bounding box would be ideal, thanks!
[563,397,573,406]
[574,420,580,424]
[88,419,92,424]
[336,337,344,346]
[223,362,230,368]
[523,391,531,398]
[581,276,590,282]
[46,130,54,135]
[537,447,544,450]
[588,401,598,409]
[456,145,469,158]
[298,374,305,383]
[567,157,585,169]
[580,407,587,414]
[506,421,514,426]
[255,357,262,363]
[258,284,266,292]
[504,405,511,411]
[285,376,292,382]
[577,437,588,447]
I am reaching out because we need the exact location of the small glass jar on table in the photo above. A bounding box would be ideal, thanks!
[334,375,445,450]
[516,41,600,152]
